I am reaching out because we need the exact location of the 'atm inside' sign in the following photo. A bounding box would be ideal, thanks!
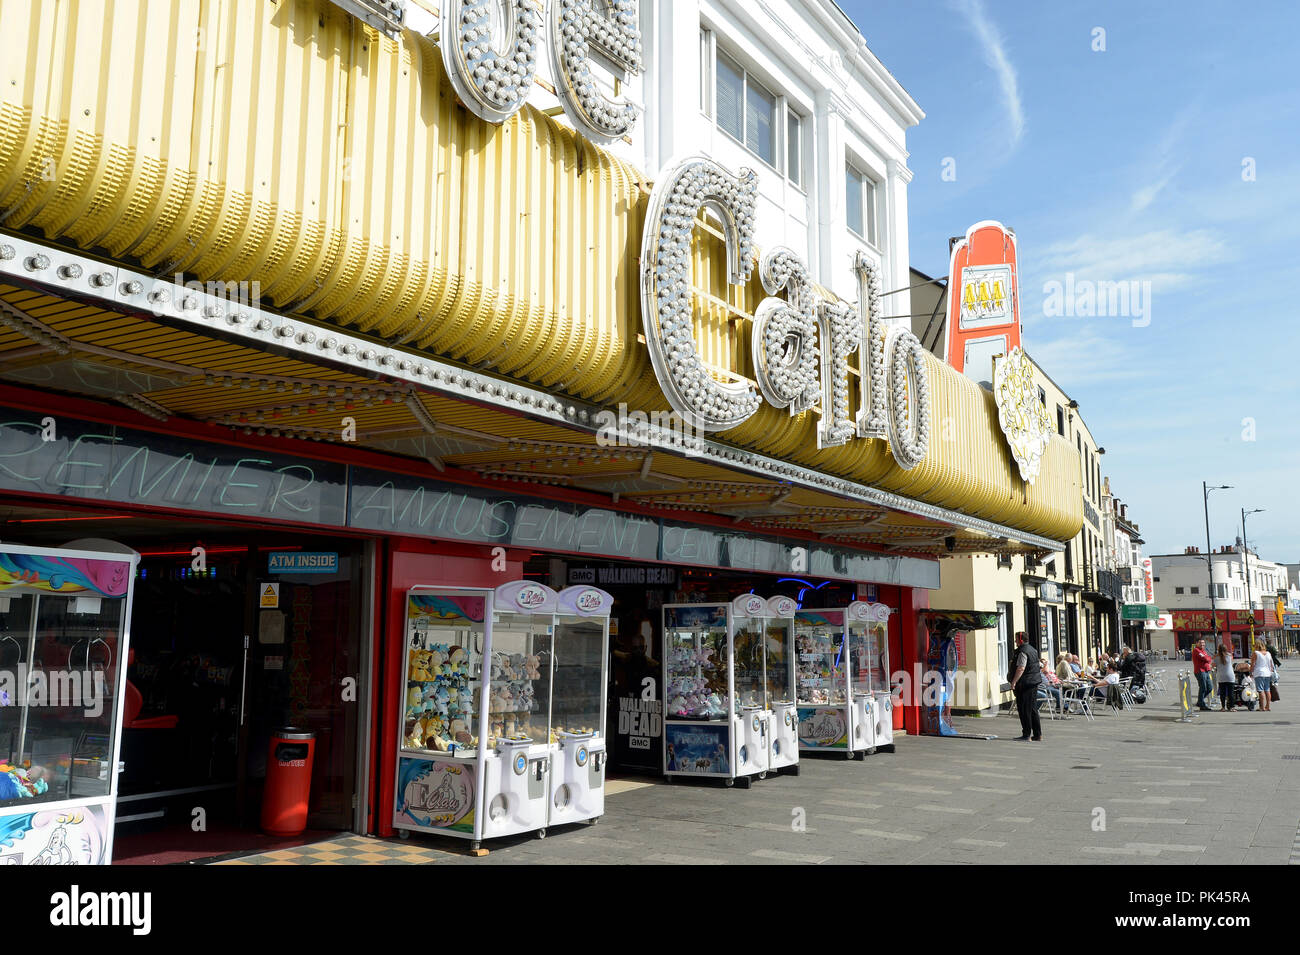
[268,552,339,574]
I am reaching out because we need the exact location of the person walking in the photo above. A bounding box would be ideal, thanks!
[1191,639,1214,711]
[1251,643,1276,712]
[1008,631,1042,742]
[1214,643,1236,712]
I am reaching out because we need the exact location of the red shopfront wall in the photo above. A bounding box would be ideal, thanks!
[894,585,930,736]
[372,539,525,837]
[874,584,925,733]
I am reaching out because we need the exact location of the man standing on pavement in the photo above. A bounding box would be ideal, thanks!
[1008,631,1042,741]
[1192,639,1214,711]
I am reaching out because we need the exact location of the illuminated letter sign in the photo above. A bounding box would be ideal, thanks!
[440,0,542,123]
[887,329,930,471]
[438,0,644,138]
[752,248,819,416]
[639,157,931,469]
[639,155,760,432]
[815,297,859,449]
[549,0,643,144]
[852,252,888,442]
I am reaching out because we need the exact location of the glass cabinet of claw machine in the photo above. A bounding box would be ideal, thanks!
[396,581,558,849]
[762,595,800,775]
[0,543,139,866]
[484,581,556,840]
[846,600,894,753]
[548,586,612,828]
[794,608,854,755]
[729,594,771,780]
[663,601,755,786]
[396,588,491,844]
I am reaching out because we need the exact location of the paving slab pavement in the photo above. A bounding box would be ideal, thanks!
[225,664,1299,865]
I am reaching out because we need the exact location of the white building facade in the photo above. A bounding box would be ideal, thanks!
[1152,547,1293,653]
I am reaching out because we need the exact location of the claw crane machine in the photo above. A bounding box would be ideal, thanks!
[846,600,894,753]
[795,601,894,758]
[547,585,612,828]
[662,595,769,787]
[762,595,800,775]
[395,581,554,849]
[0,542,140,865]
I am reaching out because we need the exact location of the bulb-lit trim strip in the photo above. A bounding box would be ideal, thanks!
[0,233,1065,552]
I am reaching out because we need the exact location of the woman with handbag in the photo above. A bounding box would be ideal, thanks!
[1214,644,1236,712]
[1251,644,1275,712]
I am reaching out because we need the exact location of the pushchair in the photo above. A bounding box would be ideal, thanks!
[1226,666,1258,711]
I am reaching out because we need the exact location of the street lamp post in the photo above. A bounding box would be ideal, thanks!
[1242,507,1265,655]
[1203,482,1231,651]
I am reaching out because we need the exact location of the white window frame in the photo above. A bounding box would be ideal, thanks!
[701,30,802,185]
[786,106,804,190]
[845,159,881,249]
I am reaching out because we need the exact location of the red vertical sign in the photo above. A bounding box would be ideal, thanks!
[945,220,1023,379]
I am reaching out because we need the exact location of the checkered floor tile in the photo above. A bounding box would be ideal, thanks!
[216,835,453,865]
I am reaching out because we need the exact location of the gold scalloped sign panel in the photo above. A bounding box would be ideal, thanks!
[994,347,1053,485]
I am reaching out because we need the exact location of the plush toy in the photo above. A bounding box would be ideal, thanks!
[450,718,472,745]
[405,686,424,718]
[407,721,425,748]
[524,654,540,679]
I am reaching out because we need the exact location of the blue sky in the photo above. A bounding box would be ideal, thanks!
[842,0,1300,563]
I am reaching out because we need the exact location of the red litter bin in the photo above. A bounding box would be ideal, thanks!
[261,728,316,836]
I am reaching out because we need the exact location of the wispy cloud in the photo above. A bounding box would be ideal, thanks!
[1032,228,1230,293]
[1024,329,1145,388]
[1130,167,1180,213]
[953,0,1025,145]
[1128,105,1196,212]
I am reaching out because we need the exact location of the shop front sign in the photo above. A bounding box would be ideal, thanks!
[1039,582,1063,604]
[640,160,930,469]
[945,221,1023,379]
[0,408,940,587]
[437,0,642,145]
[268,551,340,574]
[993,347,1053,484]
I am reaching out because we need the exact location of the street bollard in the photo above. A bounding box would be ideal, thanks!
[1177,671,1196,723]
